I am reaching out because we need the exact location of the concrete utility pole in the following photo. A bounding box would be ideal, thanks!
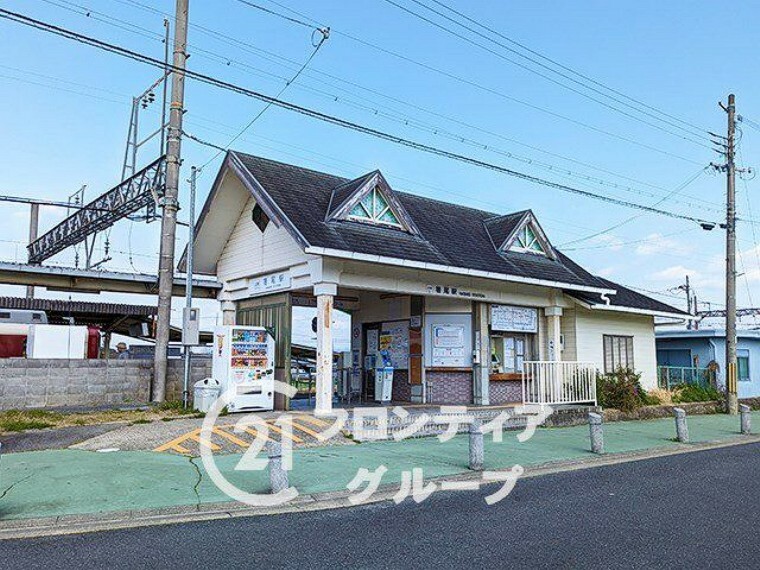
[723,93,738,415]
[153,0,189,402]
[182,166,197,408]
[25,202,39,298]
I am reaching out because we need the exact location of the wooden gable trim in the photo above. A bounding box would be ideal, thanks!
[500,211,557,260]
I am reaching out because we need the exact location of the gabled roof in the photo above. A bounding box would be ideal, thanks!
[484,210,556,259]
[325,170,420,235]
[187,151,686,316]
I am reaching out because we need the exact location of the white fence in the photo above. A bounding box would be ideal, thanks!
[522,361,597,406]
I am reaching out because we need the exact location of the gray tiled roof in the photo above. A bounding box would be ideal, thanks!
[232,152,686,315]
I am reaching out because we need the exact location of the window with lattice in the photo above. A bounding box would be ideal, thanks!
[348,187,401,227]
[509,224,546,255]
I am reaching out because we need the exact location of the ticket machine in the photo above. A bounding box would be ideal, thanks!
[374,349,394,403]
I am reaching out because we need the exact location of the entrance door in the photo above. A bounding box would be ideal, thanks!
[363,323,382,401]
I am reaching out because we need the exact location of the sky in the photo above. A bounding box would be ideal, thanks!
[1,0,760,342]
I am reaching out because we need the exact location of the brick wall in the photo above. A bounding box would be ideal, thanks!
[489,381,523,405]
[391,370,411,402]
[427,370,472,405]
[0,358,212,410]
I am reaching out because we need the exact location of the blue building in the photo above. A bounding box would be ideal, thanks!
[655,329,760,397]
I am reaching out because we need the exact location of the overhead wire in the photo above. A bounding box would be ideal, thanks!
[230,0,707,166]
[53,0,721,209]
[107,0,721,207]
[425,0,710,135]
[380,0,712,148]
[0,7,722,227]
[559,166,709,248]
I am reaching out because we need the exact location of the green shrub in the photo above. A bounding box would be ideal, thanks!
[672,383,722,403]
[596,368,657,412]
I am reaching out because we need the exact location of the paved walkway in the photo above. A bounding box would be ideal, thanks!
[0,412,756,522]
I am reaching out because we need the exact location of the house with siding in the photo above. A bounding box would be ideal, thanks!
[656,329,760,397]
[184,151,688,414]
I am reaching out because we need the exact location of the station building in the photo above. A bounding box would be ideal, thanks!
[185,151,687,414]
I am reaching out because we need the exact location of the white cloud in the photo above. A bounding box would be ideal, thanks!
[635,233,694,256]
[652,265,700,281]
[590,234,623,251]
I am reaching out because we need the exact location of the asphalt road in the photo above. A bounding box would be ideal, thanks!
[3,443,760,569]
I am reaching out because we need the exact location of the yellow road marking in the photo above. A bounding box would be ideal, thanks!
[154,433,195,454]
[280,417,325,440]
[240,426,275,443]
[266,421,303,443]
[189,431,221,451]
[211,426,250,448]
[296,415,330,428]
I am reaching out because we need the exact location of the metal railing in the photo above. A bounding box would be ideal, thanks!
[522,361,598,406]
[657,366,716,390]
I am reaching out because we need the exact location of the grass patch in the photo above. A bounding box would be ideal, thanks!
[0,402,201,434]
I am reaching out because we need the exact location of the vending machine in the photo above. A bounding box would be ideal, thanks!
[212,326,276,412]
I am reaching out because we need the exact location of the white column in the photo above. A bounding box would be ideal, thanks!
[472,302,490,406]
[545,306,563,362]
[314,283,337,416]
[221,300,236,325]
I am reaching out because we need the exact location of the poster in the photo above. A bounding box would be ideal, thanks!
[431,323,466,367]
[491,305,538,333]
[380,321,410,369]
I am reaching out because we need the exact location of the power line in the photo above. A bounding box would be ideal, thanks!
[424,0,710,135]
[105,0,720,207]
[380,0,712,148]
[558,166,708,247]
[230,0,707,166]
[198,26,330,170]
[0,7,722,228]
[61,0,717,208]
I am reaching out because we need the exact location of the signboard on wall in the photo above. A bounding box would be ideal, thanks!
[248,271,291,297]
[431,323,466,367]
[491,305,538,333]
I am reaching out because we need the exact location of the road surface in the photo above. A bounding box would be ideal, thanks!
[2,442,760,569]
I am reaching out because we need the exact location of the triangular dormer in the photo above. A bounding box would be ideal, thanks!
[485,210,556,260]
[326,171,419,235]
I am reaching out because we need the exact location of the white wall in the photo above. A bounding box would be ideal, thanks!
[573,307,658,389]
[216,195,308,284]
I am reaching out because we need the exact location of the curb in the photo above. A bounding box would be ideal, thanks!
[2,434,760,540]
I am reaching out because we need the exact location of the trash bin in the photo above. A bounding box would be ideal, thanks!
[193,377,222,413]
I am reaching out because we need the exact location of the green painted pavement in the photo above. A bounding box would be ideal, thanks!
[0,412,756,521]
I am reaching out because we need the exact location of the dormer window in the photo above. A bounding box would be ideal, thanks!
[510,225,546,255]
[347,186,402,228]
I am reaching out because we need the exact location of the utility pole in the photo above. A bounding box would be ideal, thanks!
[153,0,189,403]
[677,275,693,329]
[722,93,738,415]
[25,202,39,298]
[182,166,197,408]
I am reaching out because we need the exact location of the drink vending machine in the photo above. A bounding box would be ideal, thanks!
[212,326,276,412]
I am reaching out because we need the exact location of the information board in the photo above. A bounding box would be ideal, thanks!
[431,323,466,367]
[490,305,538,333]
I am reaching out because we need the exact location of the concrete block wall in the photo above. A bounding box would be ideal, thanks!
[0,358,212,410]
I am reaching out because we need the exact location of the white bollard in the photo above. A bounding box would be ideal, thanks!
[267,441,289,493]
[588,412,604,454]
[740,404,752,435]
[673,407,689,443]
[469,419,484,471]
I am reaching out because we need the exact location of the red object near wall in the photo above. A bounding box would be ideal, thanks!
[0,334,26,358]
[87,326,100,359]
